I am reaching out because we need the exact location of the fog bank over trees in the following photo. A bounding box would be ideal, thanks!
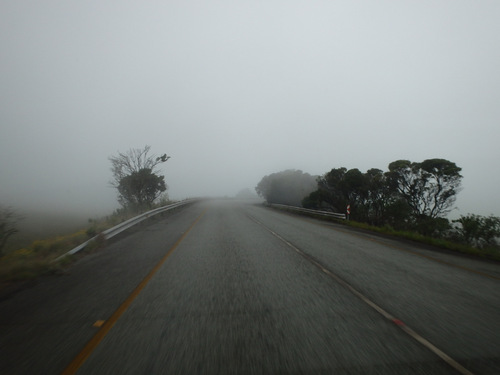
[1,1,499,223]
[256,170,317,207]
[256,159,500,249]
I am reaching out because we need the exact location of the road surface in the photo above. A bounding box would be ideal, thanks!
[1,199,499,374]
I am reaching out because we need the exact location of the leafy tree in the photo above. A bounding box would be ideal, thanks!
[383,198,414,230]
[117,168,167,209]
[314,167,348,212]
[414,216,451,238]
[255,170,317,206]
[479,216,500,247]
[303,159,462,232]
[453,214,500,248]
[386,158,462,219]
[344,168,368,208]
[363,168,395,225]
[0,205,19,256]
[109,146,170,210]
[307,167,375,219]
[109,145,169,187]
[301,190,326,210]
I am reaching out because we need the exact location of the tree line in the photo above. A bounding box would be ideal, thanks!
[255,170,317,207]
[1,154,498,256]
[255,159,500,248]
[304,159,462,235]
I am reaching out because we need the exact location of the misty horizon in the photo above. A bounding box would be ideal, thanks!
[1,1,499,221]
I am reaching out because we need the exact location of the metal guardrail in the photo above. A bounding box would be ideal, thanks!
[269,204,346,220]
[54,200,196,262]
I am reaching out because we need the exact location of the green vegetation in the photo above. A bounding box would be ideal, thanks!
[452,214,500,249]
[261,158,499,260]
[346,218,500,261]
[0,200,173,285]
[109,145,170,211]
[270,204,500,261]
[1,146,173,286]
[0,230,88,283]
[301,159,463,232]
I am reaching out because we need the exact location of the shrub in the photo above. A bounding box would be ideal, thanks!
[453,214,500,248]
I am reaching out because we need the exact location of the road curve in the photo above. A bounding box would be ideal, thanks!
[1,199,499,374]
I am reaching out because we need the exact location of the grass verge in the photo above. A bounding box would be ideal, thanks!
[271,205,500,262]
[0,211,138,287]
[0,201,181,288]
[343,220,500,261]
[0,230,89,283]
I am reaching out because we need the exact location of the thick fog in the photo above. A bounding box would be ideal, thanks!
[1,1,499,220]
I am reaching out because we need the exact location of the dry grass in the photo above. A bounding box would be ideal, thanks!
[0,230,88,283]
[0,202,174,285]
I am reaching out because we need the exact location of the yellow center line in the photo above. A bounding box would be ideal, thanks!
[61,209,206,375]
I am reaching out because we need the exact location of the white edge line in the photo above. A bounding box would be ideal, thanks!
[249,215,475,375]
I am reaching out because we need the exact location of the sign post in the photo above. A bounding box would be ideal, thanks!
[346,204,351,220]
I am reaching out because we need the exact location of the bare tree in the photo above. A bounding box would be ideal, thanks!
[109,146,171,209]
[109,145,170,188]
[0,205,19,256]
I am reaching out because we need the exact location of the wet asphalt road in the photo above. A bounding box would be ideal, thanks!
[1,199,499,374]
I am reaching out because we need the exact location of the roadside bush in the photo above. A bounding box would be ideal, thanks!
[414,216,451,238]
[453,214,500,248]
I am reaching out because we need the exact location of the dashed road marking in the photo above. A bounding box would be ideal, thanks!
[62,210,207,375]
[249,215,475,375]
[288,211,500,281]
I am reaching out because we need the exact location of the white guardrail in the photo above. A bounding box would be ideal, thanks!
[54,200,196,262]
[269,204,346,220]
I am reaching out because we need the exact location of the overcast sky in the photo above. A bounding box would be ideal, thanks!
[1,0,499,219]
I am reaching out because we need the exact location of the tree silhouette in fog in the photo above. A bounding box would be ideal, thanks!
[109,145,170,210]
